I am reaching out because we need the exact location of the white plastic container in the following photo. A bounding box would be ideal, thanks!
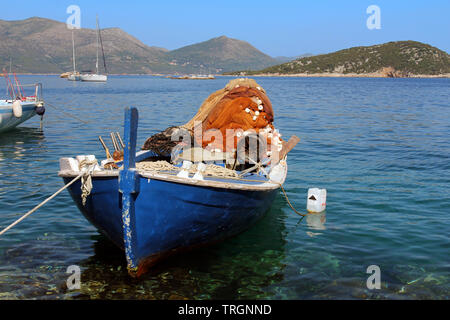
[307,188,327,213]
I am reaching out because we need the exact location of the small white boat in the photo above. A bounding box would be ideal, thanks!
[80,73,107,82]
[0,78,45,133]
[80,15,107,83]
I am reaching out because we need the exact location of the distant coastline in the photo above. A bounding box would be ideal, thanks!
[7,73,450,78]
[228,72,450,78]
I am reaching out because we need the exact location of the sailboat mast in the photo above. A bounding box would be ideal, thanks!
[98,18,108,74]
[72,30,76,73]
[96,15,99,74]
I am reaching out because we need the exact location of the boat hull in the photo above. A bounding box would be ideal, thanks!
[67,74,81,81]
[80,74,107,82]
[0,101,38,133]
[63,174,278,276]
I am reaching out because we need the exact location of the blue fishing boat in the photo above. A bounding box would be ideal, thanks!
[0,74,45,133]
[59,107,296,277]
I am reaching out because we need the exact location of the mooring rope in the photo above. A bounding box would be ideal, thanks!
[45,101,90,124]
[0,173,84,236]
[79,160,98,206]
[0,161,97,236]
[278,184,312,217]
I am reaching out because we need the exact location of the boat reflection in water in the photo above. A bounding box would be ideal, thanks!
[0,127,45,162]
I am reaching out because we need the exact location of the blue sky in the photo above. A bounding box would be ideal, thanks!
[2,0,449,56]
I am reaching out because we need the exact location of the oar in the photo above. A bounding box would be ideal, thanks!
[98,136,112,159]
[273,135,300,164]
[110,132,120,151]
[116,132,125,149]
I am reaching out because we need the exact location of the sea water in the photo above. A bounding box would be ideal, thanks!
[0,75,448,299]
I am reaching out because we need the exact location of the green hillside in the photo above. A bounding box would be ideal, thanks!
[228,41,450,76]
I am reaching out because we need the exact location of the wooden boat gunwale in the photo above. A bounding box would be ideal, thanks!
[58,158,287,192]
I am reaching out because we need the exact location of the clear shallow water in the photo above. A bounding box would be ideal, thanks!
[0,75,448,299]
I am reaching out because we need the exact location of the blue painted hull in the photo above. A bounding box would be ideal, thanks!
[64,174,278,276]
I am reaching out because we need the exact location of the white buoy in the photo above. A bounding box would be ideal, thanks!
[307,188,327,213]
[12,100,22,118]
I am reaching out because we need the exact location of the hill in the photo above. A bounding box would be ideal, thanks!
[0,17,279,74]
[228,41,450,77]
[158,36,278,74]
[0,17,167,74]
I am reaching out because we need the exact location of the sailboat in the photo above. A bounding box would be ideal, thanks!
[80,15,107,82]
[67,30,81,81]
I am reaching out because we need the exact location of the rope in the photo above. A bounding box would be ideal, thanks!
[279,184,311,217]
[135,161,239,178]
[191,163,238,178]
[45,101,90,124]
[0,173,84,236]
[0,160,98,236]
[79,160,98,205]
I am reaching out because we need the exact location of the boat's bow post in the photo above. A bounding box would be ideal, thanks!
[118,107,140,276]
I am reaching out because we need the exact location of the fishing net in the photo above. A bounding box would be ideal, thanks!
[142,78,277,160]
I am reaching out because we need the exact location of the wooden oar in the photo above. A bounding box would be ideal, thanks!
[274,135,300,164]
[116,132,125,149]
[110,132,120,151]
[99,136,112,159]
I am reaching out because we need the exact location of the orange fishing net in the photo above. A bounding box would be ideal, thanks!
[184,78,277,152]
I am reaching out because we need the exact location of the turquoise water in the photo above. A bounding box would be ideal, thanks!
[0,75,448,299]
